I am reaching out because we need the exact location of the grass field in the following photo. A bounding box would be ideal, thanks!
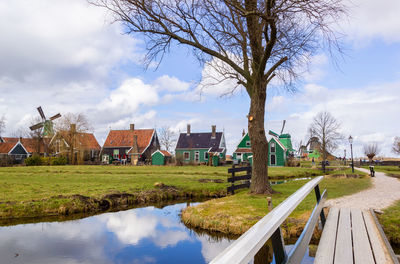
[182,172,371,236]
[378,200,400,253]
[0,165,327,221]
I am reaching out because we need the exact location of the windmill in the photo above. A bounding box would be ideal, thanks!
[29,106,61,137]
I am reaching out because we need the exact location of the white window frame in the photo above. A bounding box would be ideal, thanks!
[246,141,251,147]
[236,153,242,160]
[204,152,209,160]
[183,151,190,160]
[194,151,200,162]
[270,142,276,153]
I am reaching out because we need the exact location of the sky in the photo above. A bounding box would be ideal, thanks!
[0,0,399,158]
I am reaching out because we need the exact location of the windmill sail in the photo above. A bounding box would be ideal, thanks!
[37,106,46,120]
[280,120,286,134]
[30,122,44,131]
[50,113,61,120]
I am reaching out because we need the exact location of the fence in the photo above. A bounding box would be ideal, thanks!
[227,165,252,194]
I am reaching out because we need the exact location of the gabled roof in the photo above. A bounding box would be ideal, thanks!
[270,136,287,151]
[53,131,101,150]
[152,150,172,157]
[176,132,223,152]
[103,129,155,154]
[2,137,48,153]
[0,142,16,154]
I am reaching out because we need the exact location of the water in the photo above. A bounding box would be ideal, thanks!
[1,202,315,264]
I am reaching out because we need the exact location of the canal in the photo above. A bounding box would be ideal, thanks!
[1,202,315,263]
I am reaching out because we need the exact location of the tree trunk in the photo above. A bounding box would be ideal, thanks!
[248,79,274,194]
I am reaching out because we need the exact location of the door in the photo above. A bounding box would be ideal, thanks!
[271,154,276,165]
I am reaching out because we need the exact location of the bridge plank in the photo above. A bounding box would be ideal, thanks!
[363,211,394,264]
[334,208,353,264]
[314,207,339,264]
[351,209,374,264]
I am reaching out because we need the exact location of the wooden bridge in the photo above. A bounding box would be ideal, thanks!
[211,176,399,264]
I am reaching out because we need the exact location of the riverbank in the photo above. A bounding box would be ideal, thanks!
[181,171,371,242]
[0,165,321,223]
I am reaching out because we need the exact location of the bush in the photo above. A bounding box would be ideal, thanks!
[25,155,43,166]
[51,156,67,165]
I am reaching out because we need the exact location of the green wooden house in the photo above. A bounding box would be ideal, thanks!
[233,130,295,166]
[175,125,226,165]
[151,150,172,165]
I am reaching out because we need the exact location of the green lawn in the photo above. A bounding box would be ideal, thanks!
[378,200,400,253]
[182,172,371,236]
[0,165,328,220]
[364,165,400,177]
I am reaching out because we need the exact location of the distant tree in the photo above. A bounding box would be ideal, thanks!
[308,111,343,173]
[0,115,5,137]
[364,143,380,163]
[55,112,93,133]
[92,0,346,194]
[393,137,400,155]
[158,127,177,153]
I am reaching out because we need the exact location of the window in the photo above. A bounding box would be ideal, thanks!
[246,141,251,147]
[271,154,276,165]
[195,151,200,162]
[204,152,209,160]
[270,142,276,153]
[184,152,190,160]
[236,153,242,160]
[113,149,119,159]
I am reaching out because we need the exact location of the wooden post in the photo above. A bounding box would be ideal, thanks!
[268,197,287,264]
[314,185,326,227]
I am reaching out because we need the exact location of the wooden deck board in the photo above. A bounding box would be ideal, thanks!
[334,208,353,264]
[314,207,339,264]
[363,210,395,264]
[316,208,396,264]
[351,209,375,264]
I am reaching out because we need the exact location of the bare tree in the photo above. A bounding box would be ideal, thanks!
[309,111,343,173]
[53,113,93,164]
[393,137,400,155]
[92,0,346,194]
[364,143,379,164]
[55,112,93,133]
[0,115,5,137]
[158,127,177,152]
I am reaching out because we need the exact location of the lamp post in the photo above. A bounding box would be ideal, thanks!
[348,135,354,173]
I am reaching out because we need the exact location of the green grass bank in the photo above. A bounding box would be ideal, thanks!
[182,172,371,241]
[378,200,400,253]
[0,165,325,223]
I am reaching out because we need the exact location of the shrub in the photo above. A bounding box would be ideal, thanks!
[51,156,67,165]
[25,155,43,166]
[175,154,184,166]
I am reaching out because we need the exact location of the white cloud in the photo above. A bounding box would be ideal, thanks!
[344,0,400,43]
[153,75,191,92]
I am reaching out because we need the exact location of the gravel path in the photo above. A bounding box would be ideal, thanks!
[326,167,400,210]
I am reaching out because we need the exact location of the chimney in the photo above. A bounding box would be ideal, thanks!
[70,124,76,133]
[211,125,216,139]
[130,124,135,131]
[242,129,245,137]
[187,124,191,136]
[132,135,138,153]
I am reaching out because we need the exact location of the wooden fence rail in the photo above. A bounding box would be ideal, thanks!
[227,165,252,194]
[212,176,326,264]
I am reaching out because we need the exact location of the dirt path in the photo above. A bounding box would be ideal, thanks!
[326,168,400,210]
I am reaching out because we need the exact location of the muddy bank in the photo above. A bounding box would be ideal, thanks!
[0,185,226,226]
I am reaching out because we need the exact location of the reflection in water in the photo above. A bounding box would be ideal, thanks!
[0,203,235,264]
[1,202,315,264]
